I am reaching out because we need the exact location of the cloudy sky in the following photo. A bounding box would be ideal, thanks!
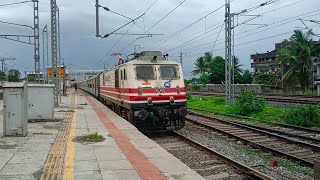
[0,0,319,79]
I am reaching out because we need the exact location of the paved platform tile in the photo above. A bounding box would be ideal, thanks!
[101,170,141,180]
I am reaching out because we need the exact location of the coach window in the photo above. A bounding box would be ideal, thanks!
[103,74,105,86]
[136,66,155,80]
[124,69,127,80]
[160,66,178,80]
[115,70,119,88]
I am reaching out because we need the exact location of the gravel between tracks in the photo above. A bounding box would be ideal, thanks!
[177,124,314,180]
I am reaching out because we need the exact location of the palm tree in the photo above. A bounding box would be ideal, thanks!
[278,30,316,92]
[233,56,244,75]
[192,57,206,76]
[203,52,214,72]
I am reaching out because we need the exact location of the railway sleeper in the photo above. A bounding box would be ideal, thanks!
[302,153,320,159]
[287,149,311,154]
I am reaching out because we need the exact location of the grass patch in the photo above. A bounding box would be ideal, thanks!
[187,97,320,128]
[187,97,284,125]
[81,133,105,142]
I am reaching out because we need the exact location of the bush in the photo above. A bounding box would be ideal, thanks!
[186,92,193,100]
[191,85,201,91]
[282,106,320,128]
[234,91,266,116]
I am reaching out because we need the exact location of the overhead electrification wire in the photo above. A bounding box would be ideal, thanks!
[92,0,159,68]
[169,11,320,56]
[167,0,313,55]
[0,1,29,7]
[151,0,283,53]
[99,5,146,32]
[0,20,33,29]
[166,24,224,53]
[0,48,10,56]
[142,3,226,49]
[119,0,186,53]
[186,24,319,59]
[211,24,224,53]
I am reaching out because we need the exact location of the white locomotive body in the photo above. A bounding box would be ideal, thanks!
[79,51,187,131]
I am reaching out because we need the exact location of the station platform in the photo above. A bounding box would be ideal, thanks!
[0,90,203,180]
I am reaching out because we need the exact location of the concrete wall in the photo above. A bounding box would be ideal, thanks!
[188,84,281,94]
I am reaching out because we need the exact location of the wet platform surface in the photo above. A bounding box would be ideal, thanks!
[0,91,203,180]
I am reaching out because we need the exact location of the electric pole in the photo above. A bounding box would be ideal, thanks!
[0,57,16,73]
[42,25,49,84]
[95,0,100,37]
[225,0,234,106]
[33,0,40,83]
[51,0,59,107]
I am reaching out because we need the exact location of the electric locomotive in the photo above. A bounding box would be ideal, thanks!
[79,51,187,132]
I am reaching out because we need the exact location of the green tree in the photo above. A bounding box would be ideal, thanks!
[8,69,21,82]
[209,56,225,84]
[199,74,209,84]
[254,74,276,85]
[242,70,253,84]
[0,71,6,81]
[233,56,244,74]
[192,57,206,76]
[203,52,214,73]
[278,30,317,91]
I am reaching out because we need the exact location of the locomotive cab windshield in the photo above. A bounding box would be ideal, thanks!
[160,65,179,80]
[136,66,155,81]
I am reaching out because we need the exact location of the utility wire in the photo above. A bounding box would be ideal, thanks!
[154,0,279,49]
[119,0,186,53]
[142,3,226,49]
[211,24,224,53]
[0,1,29,7]
[0,20,33,29]
[166,24,223,53]
[102,13,145,38]
[186,24,319,59]
[92,0,159,68]
[170,12,320,56]
[167,2,315,55]
[0,48,10,56]
[151,0,284,52]
[100,5,146,32]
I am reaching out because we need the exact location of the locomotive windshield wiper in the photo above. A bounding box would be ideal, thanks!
[169,73,176,82]
[137,73,148,82]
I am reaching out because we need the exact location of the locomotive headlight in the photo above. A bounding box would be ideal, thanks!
[138,86,143,95]
[160,87,164,93]
[136,109,148,120]
[178,107,188,117]
[176,85,180,94]
[148,97,153,105]
[170,96,175,104]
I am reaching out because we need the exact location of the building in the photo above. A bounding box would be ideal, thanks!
[251,40,320,88]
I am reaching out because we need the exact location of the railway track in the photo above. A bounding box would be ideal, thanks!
[151,131,276,180]
[189,92,320,105]
[186,112,320,168]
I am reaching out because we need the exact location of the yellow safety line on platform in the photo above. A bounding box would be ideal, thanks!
[63,95,77,180]
[40,95,75,180]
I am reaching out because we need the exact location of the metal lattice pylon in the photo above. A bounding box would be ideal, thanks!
[225,0,234,105]
[42,25,49,83]
[50,0,59,107]
[33,0,40,83]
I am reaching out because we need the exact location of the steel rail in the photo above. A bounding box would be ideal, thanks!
[172,131,275,180]
[185,115,315,167]
[188,112,320,151]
